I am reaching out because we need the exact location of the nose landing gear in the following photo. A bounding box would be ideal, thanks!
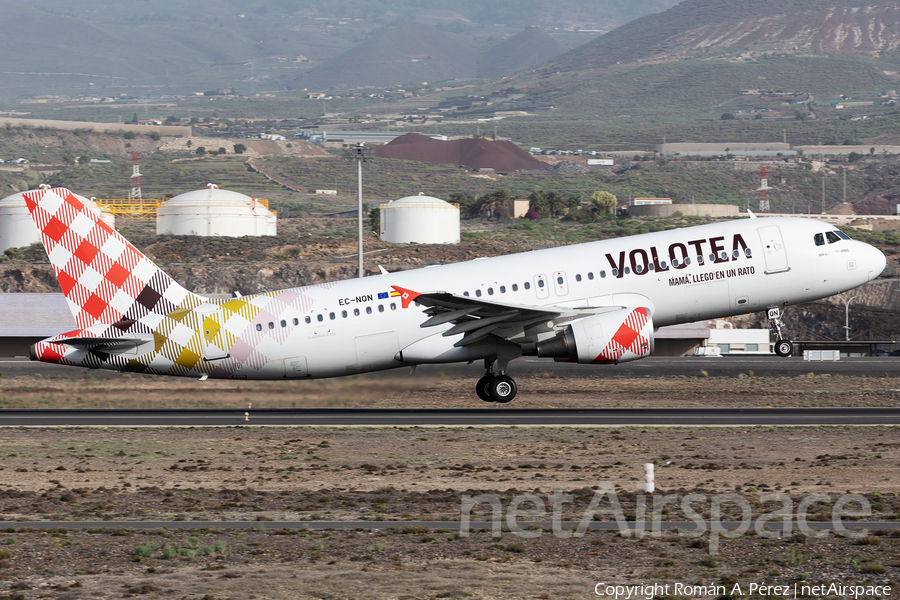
[768,307,794,357]
[476,358,518,403]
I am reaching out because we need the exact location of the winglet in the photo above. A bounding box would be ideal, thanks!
[390,285,421,309]
[747,209,756,219]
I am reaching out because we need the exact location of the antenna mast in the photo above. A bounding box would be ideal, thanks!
[130,152,142,201]
[756,165,771,212]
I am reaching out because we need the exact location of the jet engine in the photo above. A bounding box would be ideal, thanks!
[532,307,654,364]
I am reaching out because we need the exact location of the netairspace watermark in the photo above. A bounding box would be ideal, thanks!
[459,483,873,555]
[594,582,891,599]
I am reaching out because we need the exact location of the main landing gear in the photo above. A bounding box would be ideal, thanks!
[768,307,794,358]
[476,358,518,403]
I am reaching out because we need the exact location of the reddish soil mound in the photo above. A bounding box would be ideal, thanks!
[376,133,546,172]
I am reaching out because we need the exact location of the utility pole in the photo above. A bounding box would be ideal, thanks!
[841,295,858,341]
[343,143,376,278]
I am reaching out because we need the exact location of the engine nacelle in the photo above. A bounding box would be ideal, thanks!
[535,307,654,364]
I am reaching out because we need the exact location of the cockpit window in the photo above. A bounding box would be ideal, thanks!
[814,233,825,246]
[826,231,841,244]
[835,230,851,240]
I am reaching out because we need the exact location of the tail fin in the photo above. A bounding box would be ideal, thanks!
[23,187,204,336]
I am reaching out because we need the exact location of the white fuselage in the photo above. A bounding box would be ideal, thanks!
[215,216,883,380]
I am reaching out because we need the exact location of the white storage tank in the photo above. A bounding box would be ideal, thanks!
[380,193,459,244]
[156,184,276,237]
[0,189,115,253]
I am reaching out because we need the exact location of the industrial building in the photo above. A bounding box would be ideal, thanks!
[156,185,276,237]
[380,194,460,244]
[0,190,115,253]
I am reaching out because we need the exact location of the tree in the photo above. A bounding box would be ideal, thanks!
[870,147,876,155]
[544,191,565,217]
[590,191,617,218]
[848,152,863,163]
[233,143,246,154]
[368,206,380,234]
[218,147,227,155]
[149,131,160,141]
[124,130,136,140]
[527,191,547,214]
[195,147,206,156]
[794,109,807,121]
[721,113,736,120]
[130,112,138,124]
[186,140,192,148]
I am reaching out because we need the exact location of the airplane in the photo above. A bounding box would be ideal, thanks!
[24,187,886,403]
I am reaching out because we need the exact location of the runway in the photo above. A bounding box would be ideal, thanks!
[0,355,898,379]
[3,407,900,426]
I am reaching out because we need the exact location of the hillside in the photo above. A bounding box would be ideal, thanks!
[0,0,680,102]
[499,0,900,118]
[476,27,566,79]
[297,22,478,89]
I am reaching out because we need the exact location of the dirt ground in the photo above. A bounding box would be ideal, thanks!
[0,373,900,598]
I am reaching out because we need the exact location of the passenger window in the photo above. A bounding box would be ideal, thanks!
[305,316,311,324]
[697,256,704,265]
[556,276,563,284]
[475,289,482,297]
[672,259,680,267]
[624,267,631,275]
[649,263,655,271]
[745,248,752,257]
[575,274,582,282]
[635,264,643,274]
[611,269,618,277]
[256,324,262,332]
[463,291,470,297]
[329,312,335,320]
[354,308,360,316]
[500,285,506,293]
[512,284,518,291]
[378,305,384,312]
[488,288,494,295]
[588,272,594,280]
[524,282,531,290]
[341,310,347,318]
[390,303,396,310]
[826,231,841,244]
[733,250,740,259]
[600,271,606,278]
[708,254,716,262]
[280,319,286,328]
[317,314,324,322]
[268,322,274,330]
[659,261,666,269]
[366,306,372,314]
[814,233,825,246]
[292,318,299,326]
[685,257,691,265]
[538,279,545,288]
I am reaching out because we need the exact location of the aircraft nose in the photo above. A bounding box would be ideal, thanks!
[866,243,886,281]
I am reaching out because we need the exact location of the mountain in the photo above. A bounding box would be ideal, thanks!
[501,0,900,117]
[553,0,900,68]
[297,22,478,89]
[477,27,566,79]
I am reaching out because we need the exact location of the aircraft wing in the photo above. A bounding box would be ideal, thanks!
[390,285,622,347]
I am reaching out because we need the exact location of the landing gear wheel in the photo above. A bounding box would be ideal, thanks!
[476,375,496,402]
[490,375,517,403]
[774,340,793,357]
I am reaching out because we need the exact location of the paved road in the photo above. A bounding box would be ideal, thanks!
[1,356,898,380]
[3,407,900,427]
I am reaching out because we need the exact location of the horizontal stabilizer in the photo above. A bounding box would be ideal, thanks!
[46,330,154,353]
